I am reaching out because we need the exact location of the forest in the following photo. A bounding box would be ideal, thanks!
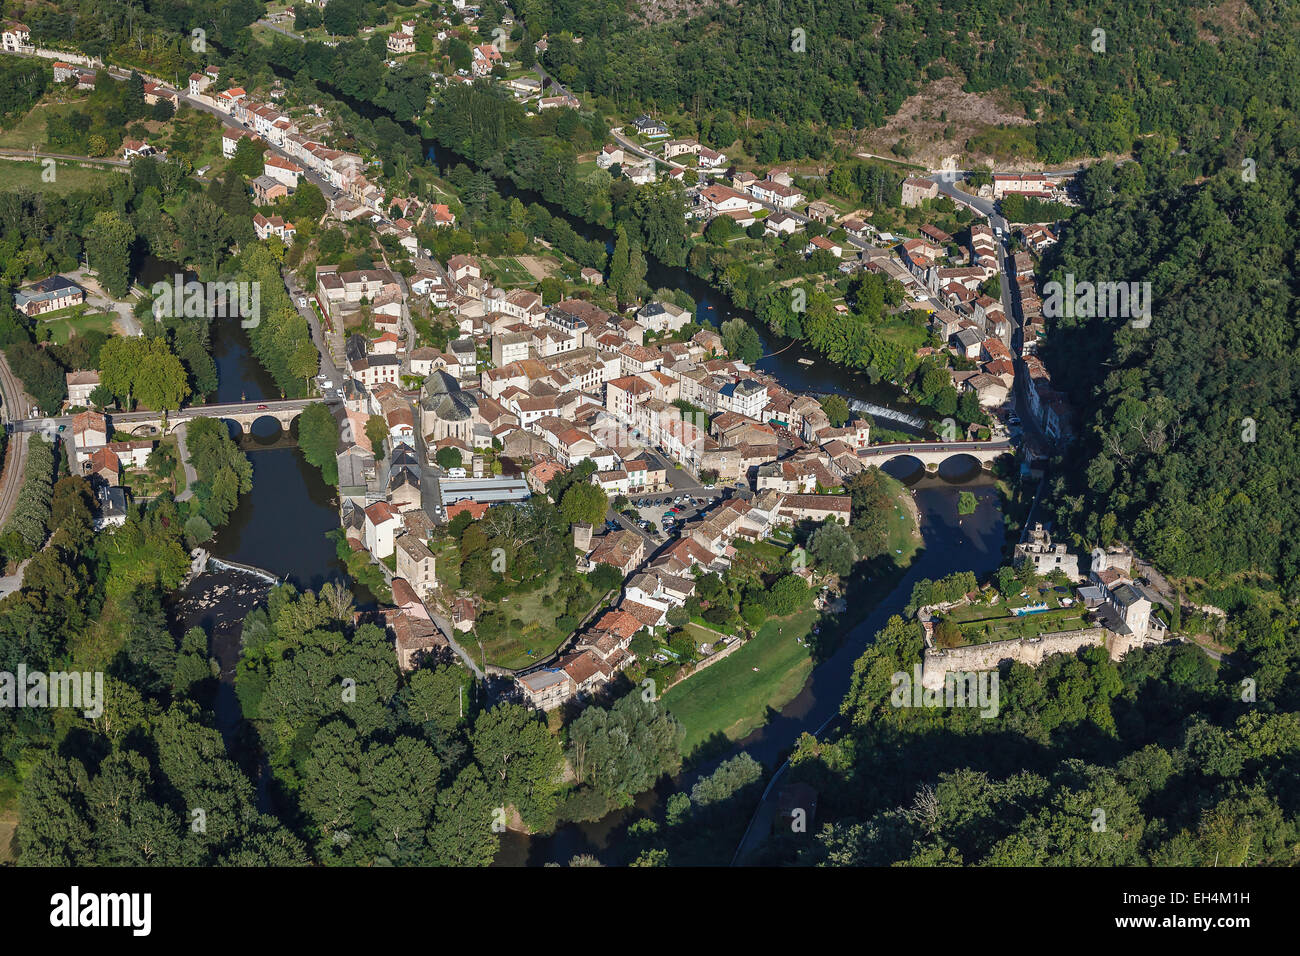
[519,0,1300,169]
[765,603,1300,866]
[1041,149,1300,606]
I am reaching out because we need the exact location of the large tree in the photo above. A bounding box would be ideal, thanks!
[84,210,135,297]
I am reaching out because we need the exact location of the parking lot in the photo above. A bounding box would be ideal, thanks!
[623,489,725,535]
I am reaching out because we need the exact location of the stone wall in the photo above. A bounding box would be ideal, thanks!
[31,48,103,68]
[921,627,1108,689]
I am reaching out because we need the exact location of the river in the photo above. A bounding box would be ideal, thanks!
[157,265,352,742]
[494,466,1007,866]
[159,75,1003,861]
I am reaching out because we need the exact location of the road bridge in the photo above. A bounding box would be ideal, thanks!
[857,439,1013,470]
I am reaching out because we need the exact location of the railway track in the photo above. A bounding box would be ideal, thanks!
[0,352,34,528]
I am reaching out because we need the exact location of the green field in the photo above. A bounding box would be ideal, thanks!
[662,469,920,756]
[478,574,605,670]
[40,308,118,343]
[485,257,534,287]
[662,605,819,755]
[0,100,69,149]
[953,604,1089,645]
[0,159,121,194]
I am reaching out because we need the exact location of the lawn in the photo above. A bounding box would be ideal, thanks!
[40,308,118,344]
[477,574,606,670]
[953,604,1089,645]
[0,159,121,195]
[0,97,95,150]
[485,257,535,287]
[733,538,790,565]
[662,605,819,756]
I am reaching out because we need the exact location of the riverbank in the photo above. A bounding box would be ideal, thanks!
[661,470,922,759]
[494,470,1004,865]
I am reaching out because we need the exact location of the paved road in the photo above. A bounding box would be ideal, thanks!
[282,269,343,381]
[171,420,198,501]
[255,18,304,41]
[2,47,347,205]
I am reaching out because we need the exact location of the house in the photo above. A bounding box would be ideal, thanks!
[699,183,759,216]
[623,160,656,185]
[71,411,108,448]
[1018,224,1058,255]
[765,211,801,236]
[252,175,289,205]
[717,379,768,420]
[105,440,153,470]
[395,535,437,595]
[632,115,668,137]
[215,87,247,112]
[587,529,645,577]
[538,95,580,110]
[518,668,574,711]
[471,43,502,76]
[93,485,128,530]
[120,139,156,162]
[65,370,100,407]
[14,275,84,316]
[663,138,700,160]
[751,179,804,208]
[636,301,691,334]
[189,71,214,96]
[389,609,446,671]
[86,447,120,486]
[53,62,77,83]
[777,494,852,525]
[951,326,983,359]
[507,75,542,96]
[901,177,939,207]
[387,31,415,54]
[1,21,31,53]
[142,82,179,107]
[805,235,843,258]
[960,372,1010,408]
[805,200,837,223]
[597,144,626,169]
[221,127,260,159]
[992,173,1051,199]
[580,267,603,285]
[264,154,303,188]
[697,146,726,169]
[363,501,400,558]
[253,213,296,242]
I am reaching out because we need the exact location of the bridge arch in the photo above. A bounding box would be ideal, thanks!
[878,454,926,481]
[936,452,984,481]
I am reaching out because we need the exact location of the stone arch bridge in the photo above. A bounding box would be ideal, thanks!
[108,398,321,438]
[857,439,1014,471]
